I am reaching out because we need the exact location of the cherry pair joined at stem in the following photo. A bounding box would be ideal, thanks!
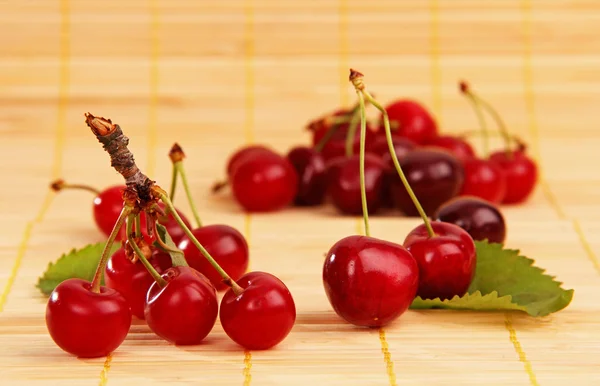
[322,70,477,328]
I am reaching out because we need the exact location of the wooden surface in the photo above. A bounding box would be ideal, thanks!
[1,0,599,385]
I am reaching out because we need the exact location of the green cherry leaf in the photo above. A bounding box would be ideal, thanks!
[36,241,121,296]
[409,240,574,317]
[153,223,188,267]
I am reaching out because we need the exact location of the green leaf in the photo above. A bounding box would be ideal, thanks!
[409,240,574,317]
[153,223,188,267]
[36,241,121,295]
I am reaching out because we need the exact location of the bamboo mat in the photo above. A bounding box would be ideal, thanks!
[0,0,599,385]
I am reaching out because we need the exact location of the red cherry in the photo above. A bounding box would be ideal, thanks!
[92,185,191,242]
[286,146,328,206]
[230,152,298,212]
[178,224,249,291]
[220,271,296,350]
[389,148,464,216]
[104,245,171,319]
[45,278,131,358]
[489,149,538,204]
[145,266,218,345]
[459,158,507,204]
[425,135,475,163]
[434,196,506,244]
[226,144,275,177]
[323,235,419,327]
[369,135,417,164]
[327,154,387,215]
[380,100,438,144]
[403,222,476,300]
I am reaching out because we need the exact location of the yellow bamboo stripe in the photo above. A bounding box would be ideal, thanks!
[0,0,70,312]
[338,0,350,107]
[505,314,539,386]
[242,2,255,384]
[429,0,442,121]
[98,354,113,386]
[572,220,600,275]
[147,0,160,177]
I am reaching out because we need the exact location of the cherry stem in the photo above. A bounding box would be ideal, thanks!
[126,214,167,288]
[174,162,203,228]
[462,89,490,158]
[134,213,142,238]
[344,109,361,157]
[169,163,178,201]
[461,82,513,158]
[356,90,371,237]
[90,205,132,293]
[156,189,244,295]
[350,69,435,238]
[50,179,100,195]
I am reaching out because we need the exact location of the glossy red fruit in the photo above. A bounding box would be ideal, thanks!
[226,145,275,177]
[425,135,475,163]
[309,108,376,161]
[403,222,476,300]
[489,148,538,204]
[45,278,131,358]
[390,148,464,216]
[381,100,438,145]
[92,185,191,242]
[145,266,218,345]
[434,196,506,244]
[370,135,417,165]
[323,235,419,327]
[327,154,387,215]
[220,271,296,350]
[286,146,328,206]
[178,224,249,291]
[231,152,299,212]
[105,245,171,319]
[459,158,506,204]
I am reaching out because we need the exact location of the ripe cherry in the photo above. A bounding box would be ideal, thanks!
[45,278,131,358]
[425,135,475,163]
[286,145,328,206]
[489,145,538,204]
[403,221,476,300]
[323,235,419,327]
[459,158,506,204]
[370,135,416,164]
[230,151,299,212]
[104,243,172,319]
[178,224,249,291]
[327,154,387,215]
[226,144,275,177]
[379,99,438,145]
[389,148,464,216]
[145,266,218,345]
[434,196,506,244]
[220,271,296,350]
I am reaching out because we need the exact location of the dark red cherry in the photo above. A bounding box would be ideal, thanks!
[92,185,191,242]
[145,266,218,345]
[403,222,476,300]
[104,245,171,319]
[230,152,298,212]
[323,235,419,327]
[434,196,506,244]
[226,144,276,177]
[380,99,438,145]
[390,148,464,216]
[178,224,249,291]
[327,154,387,215]
[286,146,328,206]
[46,278,131,358]
[369,135,417,165]
[459,158,506,204]
[425,135,475,163]
[220,271,296,350]
[489,147,538,204]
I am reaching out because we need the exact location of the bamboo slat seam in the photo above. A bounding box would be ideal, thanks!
[429,0,442,122]
[147,0,160,177]
[338,0,350,107]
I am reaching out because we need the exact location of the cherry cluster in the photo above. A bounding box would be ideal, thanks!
[215,80,539,246]
[46,117,296,358]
